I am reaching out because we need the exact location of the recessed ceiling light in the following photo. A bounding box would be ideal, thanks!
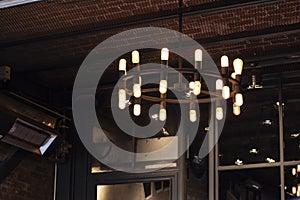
[0,0,42,9]
[249,148,259,154]
[266,157,275,163]
[235,159,243,166]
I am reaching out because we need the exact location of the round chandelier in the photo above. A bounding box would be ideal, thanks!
[117,48,244,122]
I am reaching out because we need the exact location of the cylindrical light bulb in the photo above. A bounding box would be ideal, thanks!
[292,168,297,176]
[193,81,201,95]
[195,49,202,61]
[159,108,167,121]
[216,79,223,90]
[119,59,127,71]
[233,58,243,75]
[133,104,141,116]
[133,83,141,98]
[297,164,300,172]
[216,107,223,120]
[222,86,230,99]
[189,109,197,122]
[233,104,241,116]
[235,93,243,106]
[118,89,126,109]
[159,80,168,94]
[161,48,169,61]
[132,50,140,64]
[292,186,297,194]
[189,81,195,90]
[221,55,229,67]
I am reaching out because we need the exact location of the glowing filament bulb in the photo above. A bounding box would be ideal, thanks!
[292,168,296,175]
[233,104,241,116]
[161,48,169,61]
[235,93,243,106]
[216,107,223,120]
[189,109,197,122]
[159,80,167,94]
[292,186,297,194]
[133,104,141,116]
[194,49,202,61]
[119,59,127,72]
[233,58,243,75]
[222,86,230,99]
[193,81,201,96]
[221,55,229,67]
[159,108,166,121]
[132,50,140,64]
[133,83,141,98]
[118,89,126,109]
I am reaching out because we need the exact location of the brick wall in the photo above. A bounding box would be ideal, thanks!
[0,154,54,200]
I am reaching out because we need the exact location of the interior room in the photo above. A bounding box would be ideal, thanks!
[0,0,299,200]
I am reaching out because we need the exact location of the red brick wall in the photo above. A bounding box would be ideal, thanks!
[0,154,54,200]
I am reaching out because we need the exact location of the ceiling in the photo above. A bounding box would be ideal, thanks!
[0,0,299,150]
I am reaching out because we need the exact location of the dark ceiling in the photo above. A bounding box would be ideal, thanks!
[0,0,299,190]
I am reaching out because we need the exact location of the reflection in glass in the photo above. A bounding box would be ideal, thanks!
[220,168,280,200]
[219,88,279,166]
[285,165,300,199]
[96,180,171,200]
[283,100,300,161]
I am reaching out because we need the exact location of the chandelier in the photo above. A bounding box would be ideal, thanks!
[116,49,244,122]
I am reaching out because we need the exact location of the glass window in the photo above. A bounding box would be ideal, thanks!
[219,87,279,166]
[285,165,300,199]
[282,84,300,161]
[96,180,171,200]
[220,167,280,200]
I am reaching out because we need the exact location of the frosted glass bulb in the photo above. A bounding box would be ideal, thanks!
[159,108,167,121]
[189,81,195,90]
[119,59,127,71]
[235,93,243,106]
[231,72,236,79]
[292,186,297,194]
[216,107,223,120]
[292,168,297,176]
[133,83,141,98]
[194,49,202,61]
[221,55,229,67]
[161,48,169,61]
[133,104,141,116]
[193,81,201,95]
[222,86,230,99]
[216,79,223,90]
[297,164,300,172]
[233,104,241,116]
[233,58,243,75]
[132,50,140,64]
[189,109,197,122]
[159,80,167,94]
[118,89,126,109]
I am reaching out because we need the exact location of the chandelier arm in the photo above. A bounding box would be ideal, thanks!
[141,95,215,104]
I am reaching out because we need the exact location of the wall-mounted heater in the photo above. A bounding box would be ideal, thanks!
[0,91,61,156]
